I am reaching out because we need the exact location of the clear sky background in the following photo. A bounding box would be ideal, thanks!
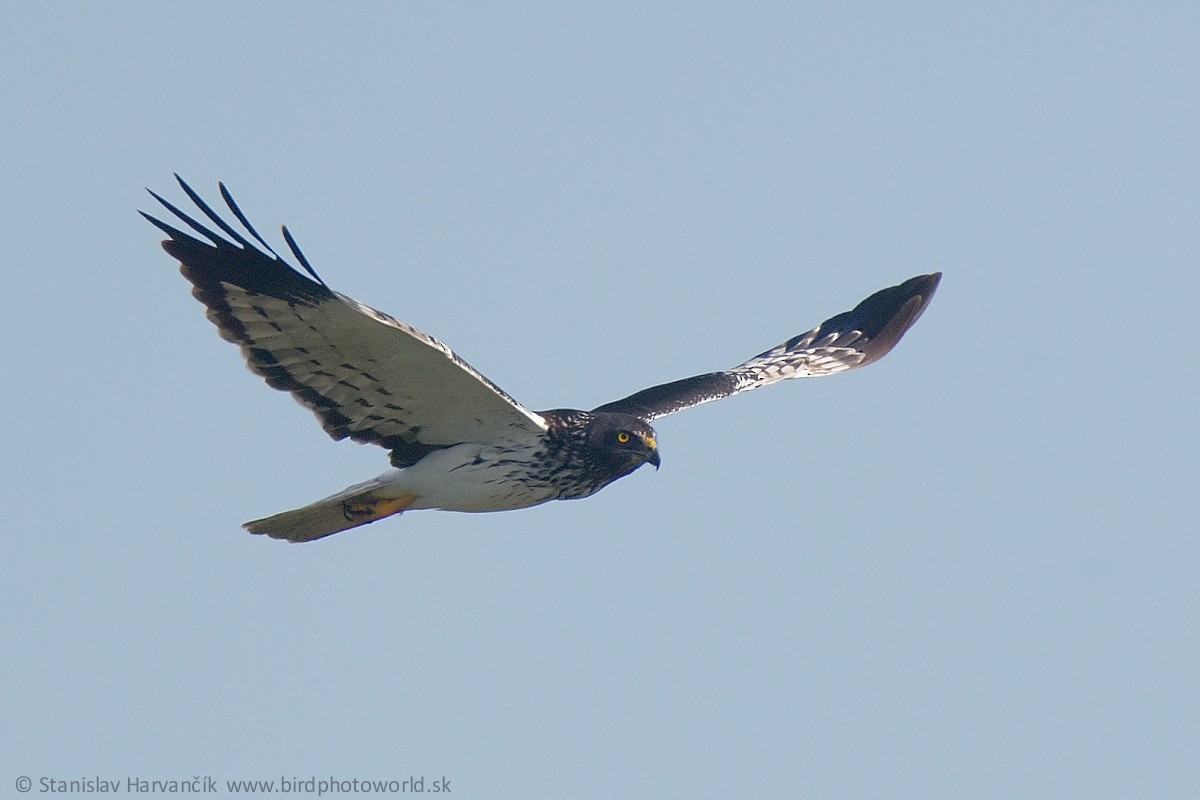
[3,3,1197,798]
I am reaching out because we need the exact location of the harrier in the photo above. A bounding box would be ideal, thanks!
[144,177,940,542]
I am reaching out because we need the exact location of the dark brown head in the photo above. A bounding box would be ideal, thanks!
[586,412,661,475]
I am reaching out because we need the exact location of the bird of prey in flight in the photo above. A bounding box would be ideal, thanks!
[144,177,940,542]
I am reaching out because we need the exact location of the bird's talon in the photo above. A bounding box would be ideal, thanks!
[342,495,416,523]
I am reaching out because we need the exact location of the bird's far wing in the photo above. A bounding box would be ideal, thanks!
[144,176,547,467]
[593,272,940,421]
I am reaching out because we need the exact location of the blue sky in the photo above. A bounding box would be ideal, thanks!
[3,3,1198,798]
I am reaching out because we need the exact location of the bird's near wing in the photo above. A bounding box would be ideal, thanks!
[593,272,940,421]
[143,176,547,467]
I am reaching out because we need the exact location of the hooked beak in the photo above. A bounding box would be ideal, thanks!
[644,437,661,470]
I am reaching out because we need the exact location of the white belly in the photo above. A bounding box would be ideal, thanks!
[374,443,558,513]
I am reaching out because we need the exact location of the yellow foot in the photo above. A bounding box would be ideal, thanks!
[342,494,417,523]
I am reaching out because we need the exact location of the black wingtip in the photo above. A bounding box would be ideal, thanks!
[911,271,942,299]
[217,180,283,259]
[281,224,328,287]
[851,272,941,368]
[143,176,334,305]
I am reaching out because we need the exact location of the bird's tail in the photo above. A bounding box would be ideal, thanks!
[242,474,416,543]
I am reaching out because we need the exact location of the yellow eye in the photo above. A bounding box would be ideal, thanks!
[617,431,631,444]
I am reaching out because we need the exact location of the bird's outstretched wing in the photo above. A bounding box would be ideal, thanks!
[143,176,547,467]
[593,272,940,421]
